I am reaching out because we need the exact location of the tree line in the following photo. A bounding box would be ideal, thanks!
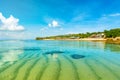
[104,28,120,38]
[36,28,120,40]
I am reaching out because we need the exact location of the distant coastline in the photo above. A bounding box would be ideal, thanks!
[36,28,120,44]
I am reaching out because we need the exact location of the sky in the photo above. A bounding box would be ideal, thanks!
[0,0,120,39]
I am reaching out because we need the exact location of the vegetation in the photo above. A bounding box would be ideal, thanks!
[36,28,120,40]
[104,28,120,38]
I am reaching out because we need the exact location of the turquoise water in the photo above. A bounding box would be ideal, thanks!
[0,40,120,80]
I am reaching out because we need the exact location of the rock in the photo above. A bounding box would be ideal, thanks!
[71,54,85,59]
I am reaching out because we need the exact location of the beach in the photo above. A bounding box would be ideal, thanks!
[37,38,120,45]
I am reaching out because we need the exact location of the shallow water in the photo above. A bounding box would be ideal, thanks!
[0,40,120,80]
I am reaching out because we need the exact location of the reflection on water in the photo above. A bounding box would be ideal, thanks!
[105,44,120,53]
[44,51,64,59]
[48,40,120,53]
[0,50,23,65]
[0,40,24,66]
[52,53,58,59]
[53,41,106,49]
[47,53,59,59]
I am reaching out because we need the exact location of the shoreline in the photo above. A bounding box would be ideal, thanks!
[106,38,120,44]
[38,38,107,41]
[36,38,120,44]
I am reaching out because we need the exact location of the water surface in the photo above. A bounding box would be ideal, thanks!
[0,40,120,80]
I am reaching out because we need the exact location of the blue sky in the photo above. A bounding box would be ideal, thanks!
[0,0,120,39]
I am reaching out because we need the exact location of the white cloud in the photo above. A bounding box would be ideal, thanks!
[40,27,48,31]
[109,13,120,17]
[66,31,79,34]
[52,20,59,27]
[60,28,63,30]
[39,19,64,37]
[48,23,52,27]
[71,14,87,22]
[0,12,25,31]
[48,20,59,27]
[104,13,120,17]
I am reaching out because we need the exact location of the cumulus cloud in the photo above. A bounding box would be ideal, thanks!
[0,12,25,31]
[39,20,63,37]
[48,20,59,27]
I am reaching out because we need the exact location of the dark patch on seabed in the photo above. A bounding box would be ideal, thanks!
[14,47,41,51]
[44,51,64,55]
[71,54,85,59]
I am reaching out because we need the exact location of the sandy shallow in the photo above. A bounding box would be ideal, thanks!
[0,51,120,80]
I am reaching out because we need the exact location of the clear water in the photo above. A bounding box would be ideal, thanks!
[0,40,120,80]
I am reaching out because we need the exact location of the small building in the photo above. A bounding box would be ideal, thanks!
[90,33,105,38]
